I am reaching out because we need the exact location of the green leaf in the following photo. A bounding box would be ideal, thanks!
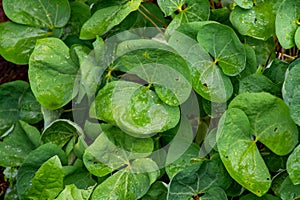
[217,92,298,196]
[55,184,95,200]
[295,26,300,49]
[0,121,40,167]
[239,74,281,96]
[3,0,70,29]
[168,31,233,102]
[26,156,64,200]
[41,119,83,148]
[165,143,200,179]
[282,59,300,126]
[275,0,300,49]
[229,93,298,156]
[240,193,281,200]
[230,0,279,40]
[29,38,79,110]
[167,155,231,200]
[0,80,42,137]
[116,39,192,106]
[278,176,300,200]
[234,0,254,9]
[0,22,50,64]
[141,181,167,200]
[16,143,67,199]
[80,0,142,40]
[217,108,271,196]
[83,126,154,177]
[287,145,300,185]
[91,158,159,200]
[197,23,246,76]
[94,81,180,135]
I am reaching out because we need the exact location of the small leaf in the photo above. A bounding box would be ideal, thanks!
[55,184,95,200]
[197,23,246,76]
[91,158,159,200]
[26,156,64,200]
[230,0,279,40]
[282,58,300,126]
[41,119,83,148]
[0,80,42,136]
[3,0,70,29]
[287,145,300,185]
[29,38,79,110]
[80,0,142,40]
[275,0,300,49]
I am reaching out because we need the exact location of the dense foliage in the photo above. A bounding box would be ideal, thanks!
[0,0,300,199]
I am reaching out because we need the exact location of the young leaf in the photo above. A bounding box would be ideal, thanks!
[55,184,95,200]
[26,156,64,200]
[29,38,79,110]
[0,80,42,137]
[3,0,70,29]
[91,158,159,200]
[197,23,246,76]
[94,81,180,135]
[83,126,154,177]
[230,0,279,40]
[275,0,300,49]
[80,0,142,40]
[0,22,50,64]
[41,119,83,148]
[282,58,300,126]
[16,144,67,199]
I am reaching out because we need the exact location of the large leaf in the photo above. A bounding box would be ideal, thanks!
[55,184,95,200]
[91,158,159,200]
[0,121,40,167]
[141,181,167,200]
[16,143,67,199]
[240,193,281,200]
[197,23,246,76]
[0,22,50,64]
[282,58,300,126]
[80,0,142,40]
[41,119,83,148]
[0,80,42,137]
[217,93,298,196]
[234,0,254,9]
[167,155,231,200]
[275,0,300,49]
[230,0,279,40]
[287,145,300,185]
[93,81,180,135]
[3,0,70,29]
[168,31,233,102]
[29,38,79,110]
[115,39,192,106]
[26,156,64,200]
[83,126,154,177]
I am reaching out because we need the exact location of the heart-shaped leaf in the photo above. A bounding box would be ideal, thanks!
[29,38,79,110]
[197,23,246,76]
[3,0,70,29]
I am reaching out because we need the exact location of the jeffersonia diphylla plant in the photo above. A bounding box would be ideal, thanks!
[1,0,300,199]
